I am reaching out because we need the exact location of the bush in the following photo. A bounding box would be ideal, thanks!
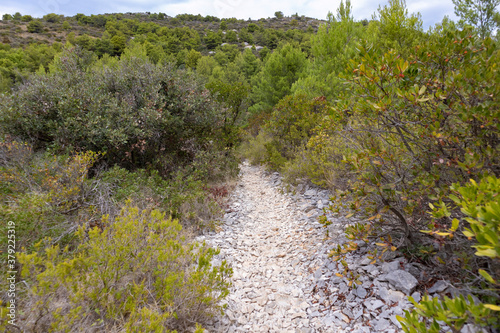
[398,176,500,332]
[0,137,103,255]
[321,30,499,255]
[15,204,232,332]
[0,46,236,181]
[27,20,43,33]
[260,94,329,170]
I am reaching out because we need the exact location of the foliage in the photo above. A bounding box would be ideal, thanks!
[263,94,328,169]
[399,176,500,332]
[374,0,423,54]
[27,20,44,33]
[0,138,102,255]
[323,30,499,249]
[292,0,361,100]
[452,0,500,38]
[0,47,235,180]
[16,203,232,332]
[399,294,498,332]
[250,42,307,112]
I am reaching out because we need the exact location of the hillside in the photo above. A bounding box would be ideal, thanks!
[0,0,499,332]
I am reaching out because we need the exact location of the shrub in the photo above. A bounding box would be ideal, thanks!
[237,130,273,165]
[0,137,103,254]
[27,20,44,33]
[0,46,236,181]
[15,204,232,332]
[322,30,499,255]
[261,94,329,170]
[398,176,500,332]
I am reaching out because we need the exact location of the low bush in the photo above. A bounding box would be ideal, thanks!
[0,46,237,180]
[15,204,232,332]
[0,137,105,255]
[398,176,500,332]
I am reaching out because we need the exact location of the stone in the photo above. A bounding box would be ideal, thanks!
[372,300,385,310]
[382,260,401,274]
[304,189,317,197]
[428,280,448,293]
[355,287,368,299]
[386,270,419,295]
[411,291,421,303]
[374,318,391,331]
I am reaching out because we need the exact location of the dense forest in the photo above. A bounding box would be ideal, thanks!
[0,0,499,331]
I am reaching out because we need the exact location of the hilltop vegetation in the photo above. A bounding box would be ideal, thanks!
[0,0,499,331]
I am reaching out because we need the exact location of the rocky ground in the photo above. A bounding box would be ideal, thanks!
[198,162,431,332]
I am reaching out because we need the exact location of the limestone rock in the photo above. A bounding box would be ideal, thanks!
[386,270,419,295]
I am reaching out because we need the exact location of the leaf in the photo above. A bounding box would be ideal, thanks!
[479,269,496,284]
[335,273,343,278]
[418,85,427,95]
[451,218,459,232]
[475,248,497,258]
[375,243,387,247]
[484,304,500,311]
[390,246,397,251]
[345,213,354,218]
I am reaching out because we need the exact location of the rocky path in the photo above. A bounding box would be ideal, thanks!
[199,162,422,333]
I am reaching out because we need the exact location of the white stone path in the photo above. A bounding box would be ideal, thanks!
[200,163,415,333]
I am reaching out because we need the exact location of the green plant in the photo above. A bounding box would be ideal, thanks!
[398,176,500,332]
[0,46,236,180]
[0,138,101,254]
[16,203,232,332]
[399,294,498,333]
[261,94,328,171]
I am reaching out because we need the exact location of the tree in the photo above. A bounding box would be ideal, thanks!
[185,49,202,69]
[275,11,284,19]
[2,14,12,20]
[27,20,44,33]
[43,13,61,23]
[292,0,360,99]
[251,42,307,111]
[375,0,423,53]
[452,0,500,38]
[204,30,222,49]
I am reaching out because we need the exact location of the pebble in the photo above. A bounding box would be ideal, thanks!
[201,162,421,332]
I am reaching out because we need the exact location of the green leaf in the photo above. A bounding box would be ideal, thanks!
[478,269,496,284]
[484,304,500,311]
[418,85,426,95]
[474,248,497,258]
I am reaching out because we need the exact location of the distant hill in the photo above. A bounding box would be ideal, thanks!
[0,12,324,49]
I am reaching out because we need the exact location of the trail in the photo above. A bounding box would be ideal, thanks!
[200,162,417,333]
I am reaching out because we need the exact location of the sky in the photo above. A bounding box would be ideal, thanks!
[0,0,458,30]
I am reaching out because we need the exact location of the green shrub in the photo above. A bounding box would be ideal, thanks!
[237,130,273,165]
[0,46,236,180]
[320,30,499,253]
[0,138,101,254]
[16,204,232,332]
[99,163,231,231]
[398,176,500,332]
[259,94,329,170]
